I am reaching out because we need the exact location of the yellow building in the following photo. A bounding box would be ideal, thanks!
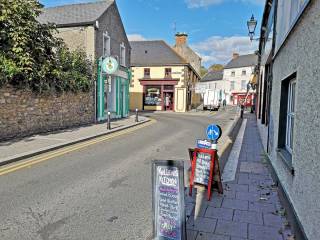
[130,38,201,112]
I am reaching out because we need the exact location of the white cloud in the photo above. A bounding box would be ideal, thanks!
[191,36,258,66]
[127,34,146,41]
[185,0,264,8]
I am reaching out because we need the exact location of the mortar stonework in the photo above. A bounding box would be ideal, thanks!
[269,2,320,239]
[0,86,95,141]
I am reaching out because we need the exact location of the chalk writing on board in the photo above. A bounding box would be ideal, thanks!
[156,166,181,240]
[194,152,211,185]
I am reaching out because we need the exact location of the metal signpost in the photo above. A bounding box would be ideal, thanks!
[96,56,119,122]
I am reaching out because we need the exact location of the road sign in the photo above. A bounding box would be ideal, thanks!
[206,124,222,141]
[102,56,119,74]
[196,139,212,149]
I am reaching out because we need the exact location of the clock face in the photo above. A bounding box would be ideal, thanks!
[102,57,119,74]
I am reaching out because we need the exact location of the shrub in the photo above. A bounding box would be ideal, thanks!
[0,0,94,93]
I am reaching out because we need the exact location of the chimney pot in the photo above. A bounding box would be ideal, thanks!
[233,53,239,59]
[175,32,188,46]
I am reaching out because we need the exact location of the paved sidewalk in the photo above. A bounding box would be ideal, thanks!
[185,113,293,240]
[0,115,149,166]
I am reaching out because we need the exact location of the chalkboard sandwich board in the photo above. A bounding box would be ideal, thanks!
[152,160,186,240]
[190,148,216,200]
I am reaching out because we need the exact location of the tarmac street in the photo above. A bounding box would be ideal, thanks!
[0,109,238,240]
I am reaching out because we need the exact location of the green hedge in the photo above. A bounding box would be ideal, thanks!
[0,0,94,93]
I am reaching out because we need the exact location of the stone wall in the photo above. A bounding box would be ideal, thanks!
[0,86,95,141]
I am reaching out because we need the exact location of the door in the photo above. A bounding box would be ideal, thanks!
[164,92,174,111]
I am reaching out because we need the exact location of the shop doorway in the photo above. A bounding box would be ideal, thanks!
[164,92,174,111]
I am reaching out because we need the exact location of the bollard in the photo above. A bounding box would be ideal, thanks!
[135,108,138,122]
[240,105,244,119]
[107,111,111,130]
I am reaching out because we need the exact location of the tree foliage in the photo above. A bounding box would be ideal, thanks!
[0,0,94,93]
[209,64,224,72]
[200,66,208,77]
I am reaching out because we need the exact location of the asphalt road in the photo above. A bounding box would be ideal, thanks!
[0,108,238,240]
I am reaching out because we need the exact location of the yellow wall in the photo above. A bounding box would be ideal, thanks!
[129,65,200,112]
[56,26,95,62]
[130,66,185,111]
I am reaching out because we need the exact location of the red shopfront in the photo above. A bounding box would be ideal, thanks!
[139,79,179,111]
[232,92,255,107]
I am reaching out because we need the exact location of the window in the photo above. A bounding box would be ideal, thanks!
[103,31,110,56]
[120,42,126,66]
[144,68,150,78]
[230,81,235,91]
[241,80,247,90]
[286,80,296,153]
[278,73,296,170]
[144,86,162,106]
[242,70,246,76]
[231,71,235,77]
[275,0,310,52]
[165,68,172,78]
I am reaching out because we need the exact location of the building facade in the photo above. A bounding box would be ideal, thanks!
[223,53,257,106]
[39,0,131,120]
[256,1,319,239]
[129,40,200,112]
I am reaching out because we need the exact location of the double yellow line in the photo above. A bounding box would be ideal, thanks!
[0,120,155,177]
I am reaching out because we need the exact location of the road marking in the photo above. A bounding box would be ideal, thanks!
[0,120,155,177]
[222,119,247,182]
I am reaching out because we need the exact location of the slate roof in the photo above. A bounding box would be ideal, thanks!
[38,0,114,26]
[200,70,223,82]
[224,54,258,69]
[130,41,187,67]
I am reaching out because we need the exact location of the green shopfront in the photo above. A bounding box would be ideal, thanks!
[97,59,130,121]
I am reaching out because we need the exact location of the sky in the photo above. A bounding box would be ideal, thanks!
[40,0,264,67]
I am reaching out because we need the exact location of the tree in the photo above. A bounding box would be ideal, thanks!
[0,0,93,93]
[200,66,208,77]
[209,64,224,72]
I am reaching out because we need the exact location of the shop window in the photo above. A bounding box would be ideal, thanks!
[144,86,162,106]
[144,68,150,78]
[278,73,296,170]
[165,68,172,78]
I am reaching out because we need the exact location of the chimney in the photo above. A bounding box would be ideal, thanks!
[232,52,239,59]
[175,32,188,46]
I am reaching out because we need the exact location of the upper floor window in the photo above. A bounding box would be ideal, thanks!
[103,31,111,57]
[230,81,235,91]
[144,68,150,78]
[165,68,172,78]
[242,70,246,76]
[241,80,247,90]
[231,71,235,77]
[120,42,126,66]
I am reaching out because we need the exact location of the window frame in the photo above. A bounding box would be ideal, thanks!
[103,31,111,57]
[241,80,247,90]
[120,42,126,67]
[285,79,296,154]
[242,70,246,76]
[231,71,235,77]
[164,68,172,78]
[144,68,150,78]
[230,81,235,91]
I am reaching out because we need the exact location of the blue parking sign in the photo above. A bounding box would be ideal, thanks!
[206,124,221,141]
